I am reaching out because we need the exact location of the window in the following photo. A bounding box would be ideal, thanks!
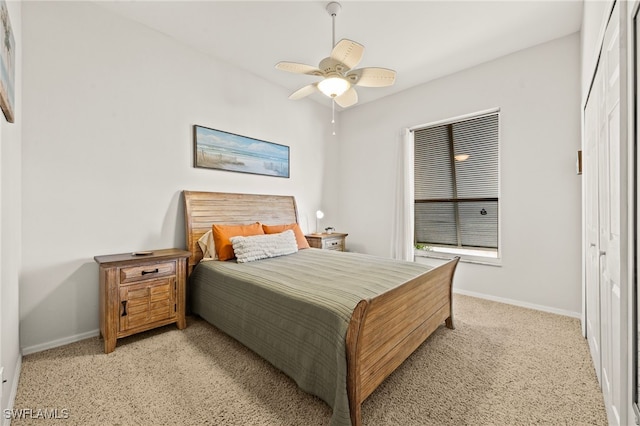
[413,111,499,260]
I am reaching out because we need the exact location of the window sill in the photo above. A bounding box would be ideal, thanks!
[414,249,502,267]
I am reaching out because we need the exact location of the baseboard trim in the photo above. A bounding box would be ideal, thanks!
[19,291,580,356]
[2,355,22,426]
[453,288,581,319]
[18,290,580,356]
[21,329,100,356]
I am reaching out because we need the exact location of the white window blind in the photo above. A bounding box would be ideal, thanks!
[414,112,499,251]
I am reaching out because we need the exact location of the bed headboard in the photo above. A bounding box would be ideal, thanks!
[183,191,299,274]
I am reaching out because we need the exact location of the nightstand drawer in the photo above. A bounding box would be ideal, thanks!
[323,238,344,250]
[305,233,348,252]
[120,261,176,284]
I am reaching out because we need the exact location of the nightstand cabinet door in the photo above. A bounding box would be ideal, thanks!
[119,277,177,333]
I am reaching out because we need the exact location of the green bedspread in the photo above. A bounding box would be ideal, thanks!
[189,248,434,426]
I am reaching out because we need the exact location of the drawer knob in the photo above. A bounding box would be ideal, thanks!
[121,301,128,317]
[141,268,159,275]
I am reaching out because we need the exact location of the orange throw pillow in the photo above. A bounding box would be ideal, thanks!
[213,222,264,261]
[262,223,310,249]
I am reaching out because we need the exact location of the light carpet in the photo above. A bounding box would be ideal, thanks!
[12,295,607,425]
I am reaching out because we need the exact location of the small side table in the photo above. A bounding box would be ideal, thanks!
[94,248,190,354]
[305,233,348,252]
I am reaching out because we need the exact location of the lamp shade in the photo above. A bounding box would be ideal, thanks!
[315,210,324,234]
[317,77,350,98]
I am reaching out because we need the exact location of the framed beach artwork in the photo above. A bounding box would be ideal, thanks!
[0,0,14,123]
[194,125,290,178]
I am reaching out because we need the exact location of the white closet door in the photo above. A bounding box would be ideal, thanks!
[599,4,623,424]
[585,65,602,383]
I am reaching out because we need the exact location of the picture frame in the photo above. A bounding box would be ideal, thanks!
[0,0,14,123]
[194,125,289,178]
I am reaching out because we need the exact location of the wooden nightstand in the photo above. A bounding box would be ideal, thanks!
[305,233,348,251]
[94,248,190,354]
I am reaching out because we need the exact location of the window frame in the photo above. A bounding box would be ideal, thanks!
[411,108,502,265]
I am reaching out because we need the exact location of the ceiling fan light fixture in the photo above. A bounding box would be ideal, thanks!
[317,76,351,98]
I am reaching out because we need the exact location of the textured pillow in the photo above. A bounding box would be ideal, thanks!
[213,222,264,261]
[262,223,310,249]
[197,230,217,260]
[230,230,298,263]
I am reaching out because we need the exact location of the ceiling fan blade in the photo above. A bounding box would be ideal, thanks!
[346,67,397,87]
[330,39,364,70]
[289,83,318,100]
[334,87,358,108]
[275,62,324,76]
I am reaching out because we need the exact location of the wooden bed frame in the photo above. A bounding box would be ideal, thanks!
[183,190,459,426]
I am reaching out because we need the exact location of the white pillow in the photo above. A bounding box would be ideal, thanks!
[230,230,298,263]
[197,230,217,260]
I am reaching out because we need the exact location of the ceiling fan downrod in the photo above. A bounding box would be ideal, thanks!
[328,2,341,136]
[326,2,341,49]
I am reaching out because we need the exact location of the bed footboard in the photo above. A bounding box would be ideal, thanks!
[345,256,459,426]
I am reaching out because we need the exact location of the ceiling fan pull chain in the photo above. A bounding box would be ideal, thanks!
[332,99,336,136]
[332,98,335,124]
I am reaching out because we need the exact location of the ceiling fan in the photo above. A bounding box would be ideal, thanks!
[275,2,396,109]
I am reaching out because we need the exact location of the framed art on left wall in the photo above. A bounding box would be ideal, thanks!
[193,125,290,178]
[0,0,14,123]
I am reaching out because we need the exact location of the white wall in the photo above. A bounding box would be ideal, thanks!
[17,1,584,350]
[1,0,21,416]
[334,33,582,315]
[20,1,330,351]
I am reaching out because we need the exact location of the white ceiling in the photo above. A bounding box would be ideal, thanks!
[97,0,583,109]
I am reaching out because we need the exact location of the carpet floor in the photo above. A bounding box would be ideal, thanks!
[12,295,607,425]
